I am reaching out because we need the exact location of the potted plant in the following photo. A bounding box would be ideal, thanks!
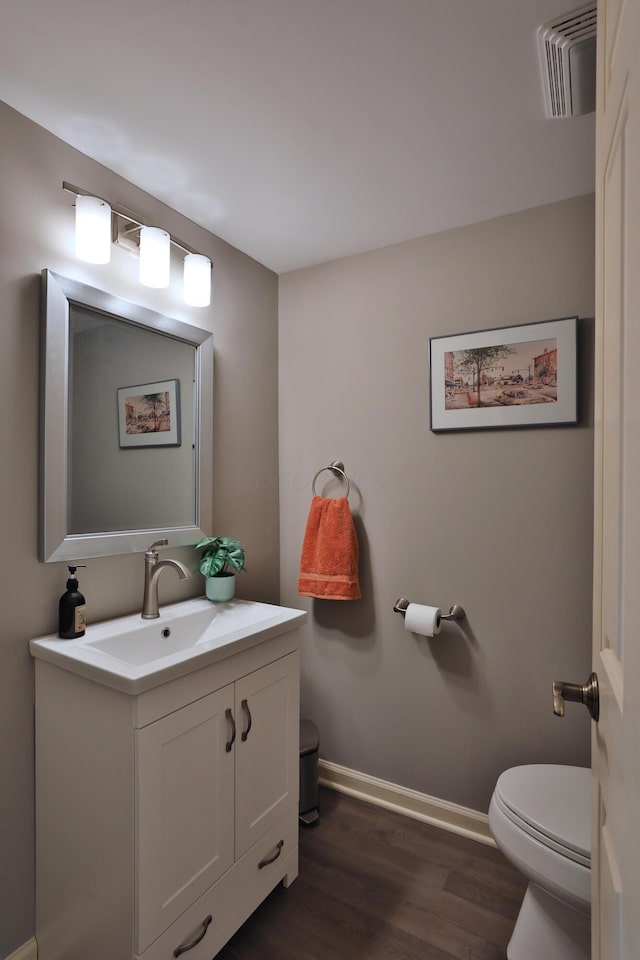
[195,535,246,603]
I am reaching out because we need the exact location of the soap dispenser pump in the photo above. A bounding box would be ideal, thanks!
[58,564,87,639]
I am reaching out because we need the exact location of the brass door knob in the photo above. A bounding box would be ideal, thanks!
[552,672,599,721]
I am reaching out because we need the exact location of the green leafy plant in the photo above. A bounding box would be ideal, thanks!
[195,536,246,578]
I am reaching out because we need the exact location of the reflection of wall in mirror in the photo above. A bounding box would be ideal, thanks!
[69,305,196,534]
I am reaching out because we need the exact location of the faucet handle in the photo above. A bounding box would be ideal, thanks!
[146,539,169,555]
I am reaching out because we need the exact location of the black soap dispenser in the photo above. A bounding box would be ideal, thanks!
[58,564,87,639]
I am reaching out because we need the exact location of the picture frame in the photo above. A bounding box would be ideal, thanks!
[117,378,181,447]
[429,317,577,432]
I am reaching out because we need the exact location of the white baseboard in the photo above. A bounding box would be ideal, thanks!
[318,759,495,847]
[4,939,37,960]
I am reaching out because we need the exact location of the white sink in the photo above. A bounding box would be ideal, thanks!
[30,598,307,693]
[87,619,208,665]
[87,604,259,665]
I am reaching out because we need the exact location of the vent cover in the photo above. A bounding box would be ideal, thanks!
[538,4,597,118]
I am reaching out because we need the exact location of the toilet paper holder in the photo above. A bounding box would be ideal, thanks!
[393,597,466,621]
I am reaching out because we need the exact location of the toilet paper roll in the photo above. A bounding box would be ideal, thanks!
[404,603,441,636]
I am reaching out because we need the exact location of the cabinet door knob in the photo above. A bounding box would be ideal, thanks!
[173,914,212,957]
[225,708,236,752]
[241,698,252,742]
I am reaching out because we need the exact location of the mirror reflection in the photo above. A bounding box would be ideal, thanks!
[68,305,196,534]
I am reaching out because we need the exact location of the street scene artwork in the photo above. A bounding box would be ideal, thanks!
[429,317,577,432]
[444,337,558,410]
[117,378,181,447]
[123,389,173,434]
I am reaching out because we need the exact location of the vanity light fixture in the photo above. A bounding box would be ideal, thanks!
[183,253,212,307]
[64,182,212,306]
[139,226,170,289]
[75,195,112,264]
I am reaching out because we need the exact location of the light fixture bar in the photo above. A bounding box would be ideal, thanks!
[63,181,205,257]
[63,181,213,307]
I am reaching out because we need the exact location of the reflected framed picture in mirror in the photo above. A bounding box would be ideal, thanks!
[117,379,181,447]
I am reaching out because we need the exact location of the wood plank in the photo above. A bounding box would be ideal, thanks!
[216,788,525,960]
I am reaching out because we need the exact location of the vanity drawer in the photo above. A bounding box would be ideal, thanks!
[137,816,298,960]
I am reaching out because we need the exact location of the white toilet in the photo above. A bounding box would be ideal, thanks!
[489,764,591,960]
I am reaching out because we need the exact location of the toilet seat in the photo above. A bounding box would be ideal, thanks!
[489,764,591,913]
[493,764,591,868]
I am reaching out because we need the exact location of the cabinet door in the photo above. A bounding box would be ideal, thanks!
[234,652,299,858]
[135,685,235,954]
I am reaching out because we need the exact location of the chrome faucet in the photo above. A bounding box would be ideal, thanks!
[141,539,191,619]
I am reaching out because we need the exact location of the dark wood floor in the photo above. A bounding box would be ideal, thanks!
[217,787,526,960]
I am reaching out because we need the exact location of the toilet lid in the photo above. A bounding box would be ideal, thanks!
[495,764,591,864]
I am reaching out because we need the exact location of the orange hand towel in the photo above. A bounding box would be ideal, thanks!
[298,496,361,600]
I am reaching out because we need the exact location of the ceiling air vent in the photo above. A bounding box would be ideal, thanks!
[538,4,597,118]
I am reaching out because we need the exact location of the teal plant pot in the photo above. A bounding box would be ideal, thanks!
[205,573,235,603]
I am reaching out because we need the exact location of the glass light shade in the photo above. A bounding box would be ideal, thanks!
[183,253,212,307]
[75,195,111,264]
[139,226,170,288]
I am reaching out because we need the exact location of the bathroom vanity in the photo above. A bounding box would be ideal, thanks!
[30,599,306,960]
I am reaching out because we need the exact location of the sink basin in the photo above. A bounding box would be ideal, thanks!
[87,605,253,665]
[88,619,209,665]
[30,598,307,693]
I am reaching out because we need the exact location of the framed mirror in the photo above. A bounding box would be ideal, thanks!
[40,270,213,562]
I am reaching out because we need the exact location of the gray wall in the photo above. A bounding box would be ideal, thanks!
[278,195,595,813]
[0,102,279,957]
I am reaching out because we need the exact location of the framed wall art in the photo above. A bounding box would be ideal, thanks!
[429,317,577,432]
[117,378,181,447]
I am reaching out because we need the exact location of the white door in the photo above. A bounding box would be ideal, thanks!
[135,685,235,954]
[592,0,640,956]
[234,652,299,858]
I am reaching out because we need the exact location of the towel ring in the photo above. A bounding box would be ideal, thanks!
[312,460,351,499]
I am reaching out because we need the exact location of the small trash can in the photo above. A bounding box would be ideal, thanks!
[299,718,319,825]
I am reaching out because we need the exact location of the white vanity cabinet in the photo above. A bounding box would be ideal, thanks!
[33,624,301,960]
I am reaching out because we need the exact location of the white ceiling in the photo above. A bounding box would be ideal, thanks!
[0,0,594,274]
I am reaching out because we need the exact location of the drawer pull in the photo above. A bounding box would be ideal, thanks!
[241,698,252,741]
[173,914,212,957]
[225,708,236,752]
[258,839,284,869]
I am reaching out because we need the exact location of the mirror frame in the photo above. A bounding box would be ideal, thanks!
[40,269,213,562]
